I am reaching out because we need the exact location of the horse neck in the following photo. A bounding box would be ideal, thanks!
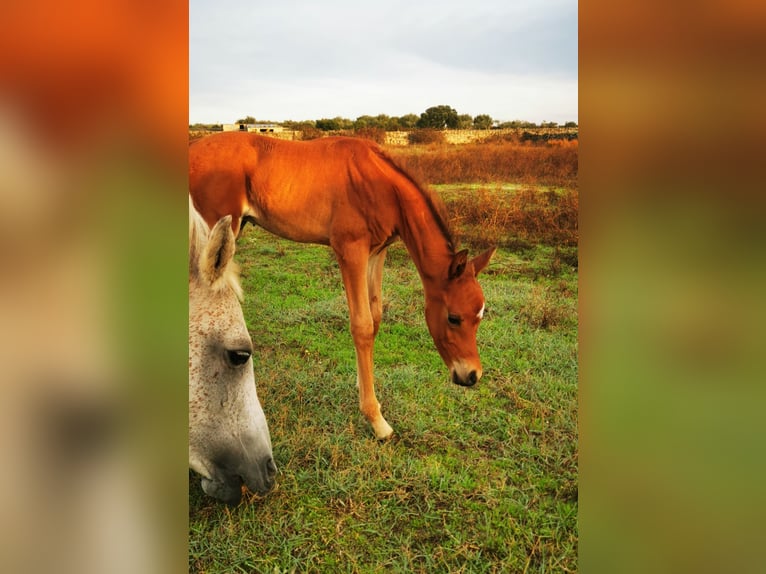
[394,188,454,288]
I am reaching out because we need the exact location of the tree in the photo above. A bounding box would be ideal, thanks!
[316,118,339,131]
[375,114,394,130]
[416,105,459,130]
[398,114,419,129]
[457,114,473,129]
[353,115,376,129]
[235,115,256,124]
[385,117,402,131]
[473,114,493,130]
[316,117,353,131]
[281,119,318,136]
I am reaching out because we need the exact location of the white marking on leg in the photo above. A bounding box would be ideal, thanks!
[477,304,485,320]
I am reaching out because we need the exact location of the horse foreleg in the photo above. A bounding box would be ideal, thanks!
[336,245,394,440]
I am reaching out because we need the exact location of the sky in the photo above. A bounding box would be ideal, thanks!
[189,0,577,125]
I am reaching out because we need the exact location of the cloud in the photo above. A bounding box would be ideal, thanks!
[189,0,577,123]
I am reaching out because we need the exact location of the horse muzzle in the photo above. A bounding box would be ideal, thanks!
[201,455,277,505]
[450,361,481,387]
[200,475,244,505]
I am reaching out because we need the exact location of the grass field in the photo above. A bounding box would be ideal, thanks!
[189,140,578,572]
[189,134,578,573]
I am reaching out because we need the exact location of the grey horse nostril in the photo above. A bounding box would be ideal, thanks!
[267,458,277,479]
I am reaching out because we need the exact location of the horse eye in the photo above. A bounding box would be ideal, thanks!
[447,314,462,327]
[226,349,251,366]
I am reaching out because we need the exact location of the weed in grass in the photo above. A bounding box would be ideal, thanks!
[518,285,577,331]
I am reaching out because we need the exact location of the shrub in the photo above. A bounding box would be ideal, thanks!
[518,285,573,330]
[351,127,386,144]
[407,129,445,145]
[482,132,522,145]
[300,125,324,140]
[444,187,579,249]
[520,131,578,143]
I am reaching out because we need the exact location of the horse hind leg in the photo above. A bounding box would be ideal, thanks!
[367,248,387,337]
[237,214,258,238]
[335,243,393,440]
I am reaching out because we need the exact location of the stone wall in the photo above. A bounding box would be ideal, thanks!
[190,127,578,146]
[384,127,578,146]
[189,129,300,141]
[427,128,572,145]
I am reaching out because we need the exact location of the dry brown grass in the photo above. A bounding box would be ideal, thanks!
[518,284,576,330]
[384,138,578,250]
[440,187,579,250]
[388,139,578,188]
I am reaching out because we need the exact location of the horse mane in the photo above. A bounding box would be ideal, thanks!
[372,147,457,253]
[189,197,243,299]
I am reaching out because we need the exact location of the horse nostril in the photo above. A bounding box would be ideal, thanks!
[262,458,277,492]
[266,457,277,479]
[452,369,478,387]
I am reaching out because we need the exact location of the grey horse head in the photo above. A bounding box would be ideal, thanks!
[189,201,276,504]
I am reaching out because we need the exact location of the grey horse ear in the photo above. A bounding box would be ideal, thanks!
[449,249,469,279]
[201,215,235,286]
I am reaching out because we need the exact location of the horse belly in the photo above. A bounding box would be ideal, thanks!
[247,189,333,245]
[252,213,331,245]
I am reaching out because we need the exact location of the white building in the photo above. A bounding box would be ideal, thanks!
[222,123,282,133]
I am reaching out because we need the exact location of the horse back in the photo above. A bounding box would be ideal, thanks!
[189,133,402,246]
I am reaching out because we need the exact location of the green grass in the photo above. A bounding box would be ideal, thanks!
[189,206,578,572]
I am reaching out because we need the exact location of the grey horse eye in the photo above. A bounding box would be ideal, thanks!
[226,349,251,366]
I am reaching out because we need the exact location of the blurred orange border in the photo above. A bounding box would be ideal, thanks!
[0,0,188,165]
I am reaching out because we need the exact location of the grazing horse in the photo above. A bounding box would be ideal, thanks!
[189,200,277,504]
[190,133,495,440]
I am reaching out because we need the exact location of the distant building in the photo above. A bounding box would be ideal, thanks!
[222,123,283,133]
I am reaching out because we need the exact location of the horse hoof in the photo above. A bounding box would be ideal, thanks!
[373,419,394,441]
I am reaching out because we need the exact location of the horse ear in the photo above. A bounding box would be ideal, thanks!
[471,246,496,276]
[201,215,235,286]
[449,249,469,279]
